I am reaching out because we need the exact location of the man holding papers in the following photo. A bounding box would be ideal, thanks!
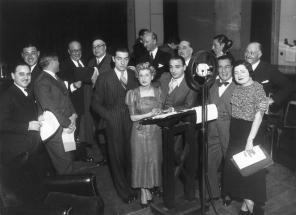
[207,55,236,202]
[34,53,94,174]
[222,60,268,215]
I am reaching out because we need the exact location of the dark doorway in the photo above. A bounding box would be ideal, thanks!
[0,0,127,68]
[250,0,272,62]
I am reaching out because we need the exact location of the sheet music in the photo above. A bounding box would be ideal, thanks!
[232,145,267,169]
[62,128,76,152]
[192,104,218,124]
[40,111,60,141]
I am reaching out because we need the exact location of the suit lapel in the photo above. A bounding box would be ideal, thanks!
[43,72,68,93]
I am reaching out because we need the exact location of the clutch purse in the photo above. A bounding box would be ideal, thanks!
[231,145,273,177]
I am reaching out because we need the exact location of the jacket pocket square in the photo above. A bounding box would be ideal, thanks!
[261,80,269,84]
[158,63,164,68]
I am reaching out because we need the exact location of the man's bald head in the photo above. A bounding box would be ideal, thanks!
[244,42,262,65]
[68,40,82,61]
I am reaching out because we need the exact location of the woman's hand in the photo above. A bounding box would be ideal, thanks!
[244,138,255,156]
[151,108,162,116]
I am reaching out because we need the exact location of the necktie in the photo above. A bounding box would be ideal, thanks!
[120,71,127,89]
[96,58,100,65]
[217,80,229,87]
[149,52,154,63]
[168,79,178,94]
[24,88,29,96]
[77,60,83,67]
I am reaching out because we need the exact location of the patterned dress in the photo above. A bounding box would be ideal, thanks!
[223,81,268,204]
[125,87,163,188]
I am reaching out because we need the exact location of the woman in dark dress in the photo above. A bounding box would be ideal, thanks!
[222,60,268,215]
[125,62,163,207]
[212,34,234,59]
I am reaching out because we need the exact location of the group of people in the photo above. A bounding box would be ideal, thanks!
[0,29,295,214]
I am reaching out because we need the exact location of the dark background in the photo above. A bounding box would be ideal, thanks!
[0,0,127,69]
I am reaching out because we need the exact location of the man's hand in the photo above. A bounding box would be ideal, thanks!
[69,114,77,129]
[28,121,42,131]
[73,81,82,89]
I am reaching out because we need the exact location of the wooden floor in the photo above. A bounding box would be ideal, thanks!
[91,127,296,215]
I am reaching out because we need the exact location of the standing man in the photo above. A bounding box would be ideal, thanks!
[34,53,90,174]
[58,40,103,163]
[140,31,171,81]
[91,48,138,203]
[207,55,236,201]
[21,43,42,91]
[159,55,198,200]
[244,42,295,112]
[178,40,194,68]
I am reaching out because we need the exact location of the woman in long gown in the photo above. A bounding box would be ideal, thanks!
[125,62,163,207]
[222,60,268,215]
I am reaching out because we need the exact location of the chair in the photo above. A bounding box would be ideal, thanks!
[0,153,104,215]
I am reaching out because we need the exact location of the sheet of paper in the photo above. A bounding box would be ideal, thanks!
[40,111,60,141]
[192,104,218,124]
[62,128,76,152]
[232,145,267,169]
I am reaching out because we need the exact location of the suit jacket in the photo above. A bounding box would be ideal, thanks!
[138,48,171,81]
[91,68,138,123]
[34,71,76,128]
[207,80,236,152]
[160,72,197,110]
[27,64,42,94]
[59,58,93,115]
[88,54,112,74]
[0,84,40,162]
[253,61,295,106]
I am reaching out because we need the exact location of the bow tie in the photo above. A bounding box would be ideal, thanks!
[218,80,230,87]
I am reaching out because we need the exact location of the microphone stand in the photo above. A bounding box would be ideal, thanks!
[199,77,218,215]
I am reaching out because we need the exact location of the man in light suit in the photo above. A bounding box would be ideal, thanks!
[207,55,236,201]
[244,42,295,112]
[159,55,198,200]
[140,31,171,81]
[91,47,138,203]
[34,53,95,174]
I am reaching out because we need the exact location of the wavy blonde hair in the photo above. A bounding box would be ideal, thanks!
[135,62,156,79]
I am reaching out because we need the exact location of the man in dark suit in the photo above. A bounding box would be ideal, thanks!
[0,63,42,165]
[139,31,171,81]
[91,48,138,203]
[34,53,95,174]
[21,43,42,92]
[159,55,198,199]
[244,42,295,112]
[87,38,113,152]
[58,41,103,164]
[178,40,194,68]
[0,63,50,202]
[207,55,236,201]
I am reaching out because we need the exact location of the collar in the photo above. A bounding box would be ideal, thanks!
[171,74,184,87]
[114,68,127,80]
[14,83,28,96]
[44,70,57,79]
[96,54,106,64]
[30,64,37,72]
[252,60,260,71]
[150,47,158,59]
[185,58,191,67]
[71,59,84,67]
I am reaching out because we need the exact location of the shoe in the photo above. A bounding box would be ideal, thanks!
[223,196,232,207]
[96,159,107,166]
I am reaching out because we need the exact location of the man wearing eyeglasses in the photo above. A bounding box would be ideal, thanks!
[58,40,104,164]
[21,43,42,92]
